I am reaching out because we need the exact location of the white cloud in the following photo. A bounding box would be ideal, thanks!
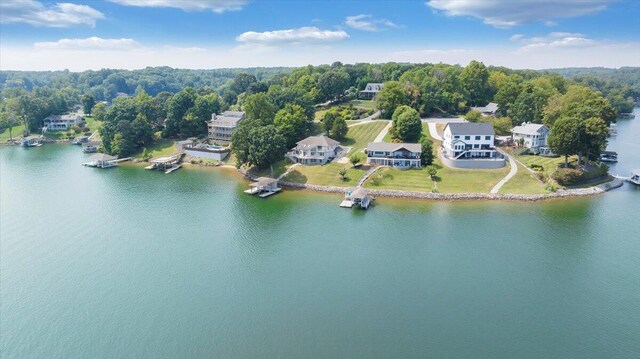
[426,0,614,28]
[509,34,525,42]
[34,37,140,50]
[511,32,599,52]
[108,0,248,13]
[0,0,104,27]
[236,27,349,45]
[345,14,400,32]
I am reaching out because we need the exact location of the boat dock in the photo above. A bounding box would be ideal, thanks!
[83,153,118,168]
[340,187,373,209]
[244,177,281,198]
[145,153,184,174]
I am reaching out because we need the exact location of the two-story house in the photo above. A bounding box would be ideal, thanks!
[442,122,505,168]
[287,135,340,165]
[207,111,246,144]
[365,142,422,168]
[43,114,83,131]
[511,122,549,151]
[359,83,384,100]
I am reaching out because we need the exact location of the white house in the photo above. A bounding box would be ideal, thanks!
[43,114,83,131]
[365,142,422,168]
[287,135,340,165]
[359,83,384,100]
[442,122,505,168]
[207,111,246,144]
[470,102,498,116]
[511,122,549,151]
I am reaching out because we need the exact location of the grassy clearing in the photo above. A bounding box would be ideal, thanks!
[498,163,548,194]
[281,162,366,187]
[350,99,376,110]
[252,160,290,179]
[0,124,26,142]
[341,121,388,155]
[516,154,576,177]
[132,137,176,159]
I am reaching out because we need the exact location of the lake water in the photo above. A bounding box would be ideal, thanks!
[2,109,639,358]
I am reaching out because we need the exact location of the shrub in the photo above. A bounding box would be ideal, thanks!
[464,110,483,123]
[544,181,558,192]
[583,163,609,181]
[530,163,544,171]
[552,168,584,185]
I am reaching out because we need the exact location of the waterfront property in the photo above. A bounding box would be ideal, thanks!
[83,153,117,168]
[207,111,246,144]
[21,135,42,147]
[145,154,183,174]
[359,83,384,100]
[244,177,281,198]
[287,135,341,165]
[82,141,99,153]
[511,122,549,152]
[43,114,83,132]
[179,140,229,161]
[470,102,498,116]
[340,187,372,209]
[441,122,505,169]
[365,142,422,169]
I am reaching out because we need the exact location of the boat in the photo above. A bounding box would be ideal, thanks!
[618,113,635,119]
[81,141,99,153]
[629,170,640,185]
[599,151,618,163]
[71,136,90,145]
[21,136,42,147]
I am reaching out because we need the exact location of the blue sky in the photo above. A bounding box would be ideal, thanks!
[1,0,639,70]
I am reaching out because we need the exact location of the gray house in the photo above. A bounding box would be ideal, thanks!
[365,142,422,168]
[359,83,384,100]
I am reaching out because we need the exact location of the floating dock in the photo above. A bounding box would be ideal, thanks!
[146,153,184,174]
[244,177,281,198]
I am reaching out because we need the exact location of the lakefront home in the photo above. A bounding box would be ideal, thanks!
[359,83,384,100]
[207,111,246,144]
[441,122,505,169]
[365,142,422,168]
[286,135,341,165]
[43,114,83,131]
[511,122,549,151]
[470,102,498,116]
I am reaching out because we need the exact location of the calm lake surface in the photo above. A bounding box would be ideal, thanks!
[2,108,639,358]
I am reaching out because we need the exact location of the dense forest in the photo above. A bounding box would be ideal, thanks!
[1,63,637,166]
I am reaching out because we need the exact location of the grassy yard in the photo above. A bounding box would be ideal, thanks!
[281,162,366,187]
[252,160,290,179]
[382,122,430,143]
[132,137,177,159]
[498,163,548,194]
[516,154,576,178]
[0,124,26,142]
[349,99,376,110]
[341,121,388,155]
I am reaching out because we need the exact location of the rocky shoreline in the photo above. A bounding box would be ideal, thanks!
[273,178,624,202]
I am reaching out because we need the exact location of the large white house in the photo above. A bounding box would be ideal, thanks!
[287,135,340,165]
[359,83,384,100]
[43,114,83,131]
[442,122,505,168]
[511,122,549,151]
[207,111,246,144]
[365,142,422,168]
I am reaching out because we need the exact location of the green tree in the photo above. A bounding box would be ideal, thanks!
[349,153,362,167]
[543,85,617,126]
[493,79,521,117]
[92,102,108,122]
[230,73,257,94]
[421,140,434,166]
[0,112,20,141]
[426,165,437,179]
[464,110,483,123]
[81,94,96,114]
[579,117,609,164]
[339,167,347,181]
[231,119,286,169]
[460,60,491,106]
[163,87,197,137]
[509,83,551,125]
[548,116,581,167]
[391,105,422,142]
[244,93,275,124]
[330,116,348,139]
[321,109,340,133]
[318,69,350,101]
[274,104,309,147]
[375,81,409,118]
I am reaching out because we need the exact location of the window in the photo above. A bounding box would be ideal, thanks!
[454,135,460,139]
[485,136,491,140]
[475,136,481,140]
[473,144,479,149]
[464,136,470,140]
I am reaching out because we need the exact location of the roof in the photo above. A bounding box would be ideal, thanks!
[250,177,278,187]
[44,114,83,121]
[361,83,384,92]
[346,187,369,200]
[511,123,548,136]
[211,115,244,127]
[366,142,421,153]
[221,111,245,118]
[470,102,498,113]
[295,135,340,149]
[445,122,495,136]
[91,153,117,161]
[82,141,99,147]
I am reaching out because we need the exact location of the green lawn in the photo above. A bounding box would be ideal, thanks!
[132,137,177,159]
[341,121,388,155]
[281,162,366,187]
[252,160,290,178]
[349,99,376,110]
[498,163,548,194]
[516,154,576,178]
[0,124,26,142]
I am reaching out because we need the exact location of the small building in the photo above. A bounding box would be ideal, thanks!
[145,154,183,173]
[84,153,117,168]
[340,187,372,209]
[511,122,549,151]
[43,114,83,131]
[441,122,505,169]
[244,177,281,198]
[207,111,246,144]
[82,141,99,153]
[359,83,384,100]
[185,143,230,161]
[470,102,498,116]
[21,135,42,147]
[365,142,422,169]
[286,135,341,165]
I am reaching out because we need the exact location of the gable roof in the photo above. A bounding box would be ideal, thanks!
[366,142,421,153]
[295,135,340,149]
[470,102,498,113]
[361,83,384,92]
[91,153,117,161]
[250,177,278,187]
[511,123,548,135]
[221,111,245,118]
[346,187,369,200]
[445,122,495,136]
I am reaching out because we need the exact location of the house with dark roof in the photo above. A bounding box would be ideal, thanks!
[365,142,422,168]
[207,111,246,144]
[286,135,341,165]
[470,102,498,116]
[441,122,505,168]
[359,83,384,100]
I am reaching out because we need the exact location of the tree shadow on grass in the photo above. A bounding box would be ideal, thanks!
[282,170,308,184]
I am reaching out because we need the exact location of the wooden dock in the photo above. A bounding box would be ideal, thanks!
[146,153,184,174]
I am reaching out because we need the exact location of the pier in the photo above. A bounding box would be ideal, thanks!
[145,153,184,174]
[340,187,373,209]
[245,177,281,198]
